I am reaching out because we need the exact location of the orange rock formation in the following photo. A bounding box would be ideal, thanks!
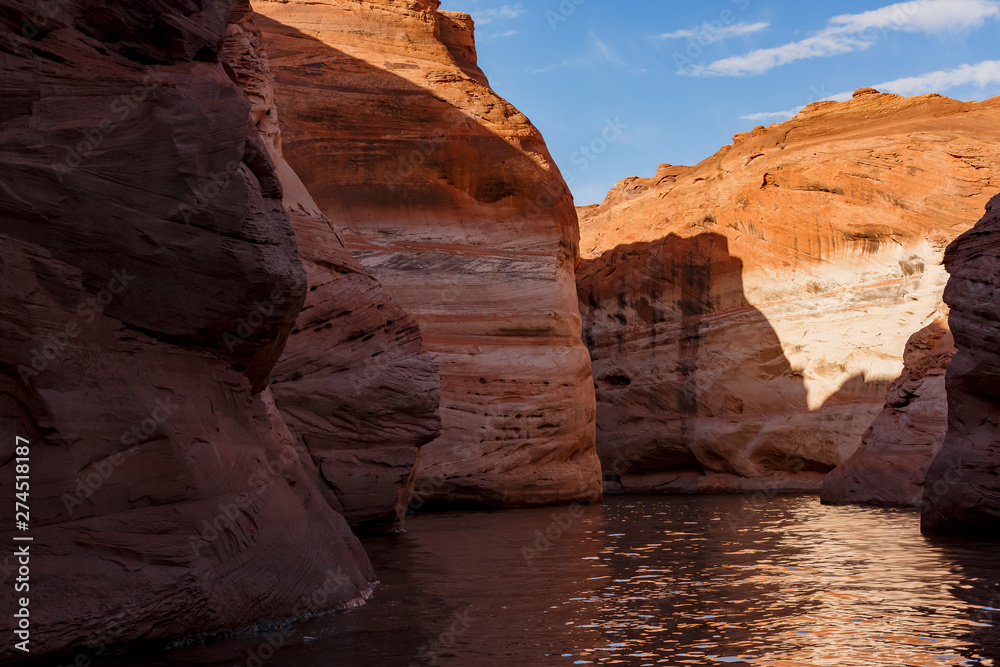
[578,91,1000,493]
[254,0,602,507]
[223,1,441,532]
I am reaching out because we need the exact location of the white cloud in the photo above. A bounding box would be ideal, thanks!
[740,59,1000,121]
[657,21,770,43]
[830,0,998,32]
[691,0,1000,76]
[875,58,1000,95]
[697,33,870,76]
[474,4,526,26]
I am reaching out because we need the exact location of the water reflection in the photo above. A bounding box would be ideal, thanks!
[577,497,998,666]
[73,496,998,666]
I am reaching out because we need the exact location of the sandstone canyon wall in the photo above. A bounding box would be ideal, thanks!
[223,1,441,533]
[0,0,448,658]
[922,193,1000,535]
[821,317,955,507]
[578,90,1000,493]
[254,0,602,508]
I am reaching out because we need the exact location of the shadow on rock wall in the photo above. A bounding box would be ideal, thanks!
[254,8,602,510]
[578,232,887,492]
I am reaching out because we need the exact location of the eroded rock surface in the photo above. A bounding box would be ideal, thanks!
[254,0,601,508]
[224,1,441,532]
[0,0,373,658]
[579,91,1000,492]
[822,318,955,507]
[923,194,1000,534]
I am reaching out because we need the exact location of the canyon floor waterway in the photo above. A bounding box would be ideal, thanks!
[86,496,998,666]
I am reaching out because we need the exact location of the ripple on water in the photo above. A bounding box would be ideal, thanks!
[557,497,998,666]
[83,495,1000,667]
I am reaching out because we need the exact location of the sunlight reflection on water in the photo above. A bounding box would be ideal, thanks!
[551,498,998,666]
[86,495,1000,666]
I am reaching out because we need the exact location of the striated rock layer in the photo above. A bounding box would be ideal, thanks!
[224,1,441,533]
[0,0,375,659]
[923,194,1000,535]
[821,318,955,507]
[254,0,601,508]
[578,90,1000,493]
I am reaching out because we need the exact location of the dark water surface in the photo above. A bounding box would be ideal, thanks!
[87,495,999,666]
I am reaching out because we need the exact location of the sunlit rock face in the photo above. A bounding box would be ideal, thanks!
[0,0,373,658]
[223,1,441,533]
[923,194,1000,535]
[822,318,955,507]
[254,0,602,508]
[579,90,1000,493]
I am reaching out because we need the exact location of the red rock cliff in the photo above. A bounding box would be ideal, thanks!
[578,90,1000,493]
[922,193,1000,534]
[821,317,955,507]
[254,0,602,508]
[0,0,376,658]
[223,1,441,533]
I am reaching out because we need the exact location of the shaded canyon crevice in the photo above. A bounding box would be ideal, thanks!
[253,0,602,508]
[223,0,442,533]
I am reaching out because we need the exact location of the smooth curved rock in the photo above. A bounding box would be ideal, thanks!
[822,318,955,507]
[254,0,602,508]
[922,194,1000,535]
[0,1,373,659]
[223,1,441,532]
[579,91,1000,491]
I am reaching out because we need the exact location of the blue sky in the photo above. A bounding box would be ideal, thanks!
[437,0,1000,204]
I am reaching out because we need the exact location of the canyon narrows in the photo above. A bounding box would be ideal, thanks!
[1,0,1000,663]
[223,1,442,533]
[253,0,602,509]
[578,90,1000,499]
[0,0,599,658]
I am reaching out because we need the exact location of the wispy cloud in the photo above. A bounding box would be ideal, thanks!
[740,59,1000,121]
[739,91,854,121]
[876,58,1000,94]
[528,34,636,75]
[528,60,577,75]
[592,34,625,67]
[473,4,526,26]
[690,0,1000,76]
[741,107,818,122]
[831,0,998,32]
[656,21,770,43]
